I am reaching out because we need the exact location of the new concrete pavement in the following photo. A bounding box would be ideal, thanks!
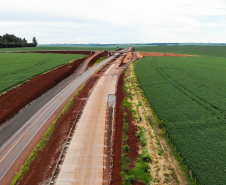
[55,55,122,185]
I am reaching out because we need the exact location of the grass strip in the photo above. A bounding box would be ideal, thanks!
[120,69,152,185]
[93,56,107,66]
[10,83,86,185]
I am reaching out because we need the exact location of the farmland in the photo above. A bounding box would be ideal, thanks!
[0,53,85,94]
[135,45,226,57]
[0,45,121,52]
[135,56,226,185]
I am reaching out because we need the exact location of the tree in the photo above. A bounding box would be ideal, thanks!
[22,38,27,43]
[32,37,38,46]
[0,33,36,48]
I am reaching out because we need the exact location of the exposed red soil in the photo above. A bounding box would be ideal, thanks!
[0,56,90,125]
[110,71,144,185]
[88,51,108,67]
[126,109,140,169]
[118,54,127,67]
[110,72,143,185]
[20,75,100,185]
[126,100,144,185]
[134,183,145,185]
[110,72,124,185]
[139,52,193,57]
[163,53,193,57]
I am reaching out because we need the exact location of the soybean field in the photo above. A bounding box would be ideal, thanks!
[0,53,85,93]
[0,45,120,52]
[135,56,226,185]
[135,45,226,57]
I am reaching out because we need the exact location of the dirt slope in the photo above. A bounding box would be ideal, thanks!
[110,72,124,185]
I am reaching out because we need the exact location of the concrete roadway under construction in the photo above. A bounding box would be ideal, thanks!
[55,52,137,185]
[55,57,122,185]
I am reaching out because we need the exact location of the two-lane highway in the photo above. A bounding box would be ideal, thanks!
[0,53,118,184]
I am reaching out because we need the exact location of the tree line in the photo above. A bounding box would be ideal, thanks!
[0,33,38,48]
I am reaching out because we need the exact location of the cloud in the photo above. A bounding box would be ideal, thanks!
[1,0,226,43]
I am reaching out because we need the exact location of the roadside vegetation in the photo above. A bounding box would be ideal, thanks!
[121,64,188,184]
[0,53,85,95]
[134,55,226,185]
[10,83,86,185]
[120,69,152,185]
[93,56,107,66]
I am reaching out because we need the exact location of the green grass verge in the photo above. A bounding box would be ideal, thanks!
[120,69,152,185]
[93,56,107,66]
[10,83,86,185]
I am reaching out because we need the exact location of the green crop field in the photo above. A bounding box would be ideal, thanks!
[0,53,85,94]
[135,56,226,185]
[0,45,121,52]
[135,45,226,57]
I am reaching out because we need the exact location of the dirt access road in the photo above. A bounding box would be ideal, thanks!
[55,56,125,185]
[0,53,117,185]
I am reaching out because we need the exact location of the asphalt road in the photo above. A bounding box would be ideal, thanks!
[0,53,117,183]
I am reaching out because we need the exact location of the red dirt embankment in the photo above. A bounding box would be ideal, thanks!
[126,108,140,169]
[127,109,144,185]
[88,51,108,67]
[111,72,124,185]
[110,72,143,185]
[138,52,194,57]
[0,56,88,125]
[111,71,144,185]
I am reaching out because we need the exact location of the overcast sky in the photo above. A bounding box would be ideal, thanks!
[1,0,226,44]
